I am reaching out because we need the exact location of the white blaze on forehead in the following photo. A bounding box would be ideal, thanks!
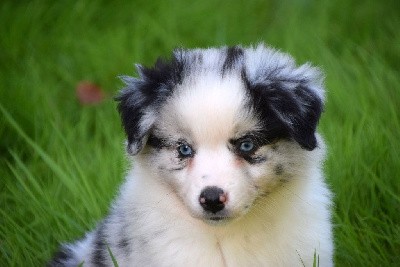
[171,73,256,145]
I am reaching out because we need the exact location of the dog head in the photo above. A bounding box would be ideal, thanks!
[116,44,325,224]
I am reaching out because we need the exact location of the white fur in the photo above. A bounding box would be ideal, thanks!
[55,44,333,267]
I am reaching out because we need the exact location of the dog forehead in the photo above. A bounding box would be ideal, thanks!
[159,73,257,143]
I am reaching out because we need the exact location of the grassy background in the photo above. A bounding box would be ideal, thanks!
[1,0,399,265]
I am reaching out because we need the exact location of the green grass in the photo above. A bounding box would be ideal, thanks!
[1,0,399,265]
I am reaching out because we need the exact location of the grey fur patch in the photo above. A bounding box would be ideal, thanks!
[117,223,131,256]
[91,224,107,267]
[47,246,73,267]
[274,164,284,175]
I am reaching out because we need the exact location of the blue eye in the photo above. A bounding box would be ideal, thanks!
[239,140,255,152]
[178,144,193,157]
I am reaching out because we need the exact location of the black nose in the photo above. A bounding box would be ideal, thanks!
[199,186,227,214]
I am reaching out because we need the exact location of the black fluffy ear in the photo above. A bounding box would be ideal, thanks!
[248,81,324,151]
[272,84,323,150]
[115,54,184,155]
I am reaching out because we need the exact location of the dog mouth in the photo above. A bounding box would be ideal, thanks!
[209,216,226,221]
[203,215,232,224]
[199,207,246,224]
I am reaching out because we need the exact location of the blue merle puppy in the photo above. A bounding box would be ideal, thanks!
[49,43,333,267]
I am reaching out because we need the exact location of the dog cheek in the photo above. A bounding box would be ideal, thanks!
[177,176,206,216]
[160,162,203,214]
[187,157,195,171]
[238,163,275,198]
[234,156,245,168]
[222,179,258,218]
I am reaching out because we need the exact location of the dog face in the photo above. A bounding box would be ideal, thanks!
[116,44,324,224]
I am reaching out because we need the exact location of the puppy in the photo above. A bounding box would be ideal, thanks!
[49,44,333,266]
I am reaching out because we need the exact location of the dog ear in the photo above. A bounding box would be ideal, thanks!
[115,56,184,155]
[247,68,324,151]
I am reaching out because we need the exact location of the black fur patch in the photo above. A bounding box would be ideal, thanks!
[118,237,129,249]
[117,236,131,256]
[47,246,73,267]
[222,46,244,75]
[242,70,323,150]
[115,219,131,257]
[291,85,323,149]
[91,225,108,267]
[147,135,170,149]
[115,52,186,154]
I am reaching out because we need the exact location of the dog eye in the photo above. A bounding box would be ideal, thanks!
[238,140,255,153]
[177,144,193,157]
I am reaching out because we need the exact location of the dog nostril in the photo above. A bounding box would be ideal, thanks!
[199,186,226,214]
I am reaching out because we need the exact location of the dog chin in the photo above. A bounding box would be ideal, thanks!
[199,210,246,226]
[189,210,235,225]
[203,216,233,226]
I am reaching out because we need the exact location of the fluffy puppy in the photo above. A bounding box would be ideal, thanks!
[49,44,333,267]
